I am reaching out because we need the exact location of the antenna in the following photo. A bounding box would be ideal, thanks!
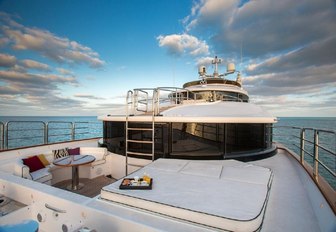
[240,39,243,71]
[212,56,222,78]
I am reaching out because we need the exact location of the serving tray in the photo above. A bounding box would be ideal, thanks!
[119,178,153,190]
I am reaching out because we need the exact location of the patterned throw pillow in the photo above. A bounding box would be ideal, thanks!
[53,148,69,159]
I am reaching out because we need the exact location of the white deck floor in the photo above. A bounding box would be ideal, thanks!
[250,149,335,232]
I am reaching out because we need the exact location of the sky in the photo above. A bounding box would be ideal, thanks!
[0,0,335,117]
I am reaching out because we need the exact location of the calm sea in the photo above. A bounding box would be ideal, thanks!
[0,116,335,188]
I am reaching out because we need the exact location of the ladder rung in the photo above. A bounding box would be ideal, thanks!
[127,163,145,168]
[127,127,153,131]
[127,139,153,144]
[127,151,153,157]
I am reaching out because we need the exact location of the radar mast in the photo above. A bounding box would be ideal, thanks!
[212,56,222,78]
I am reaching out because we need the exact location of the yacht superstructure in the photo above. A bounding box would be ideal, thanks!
[100,57,276,167]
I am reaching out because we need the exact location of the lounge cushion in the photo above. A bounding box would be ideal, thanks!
[30,167,52,183]
[0,219,39,232]
[22,156,45,172]
[53,148,69,159]
[68,147,80,155]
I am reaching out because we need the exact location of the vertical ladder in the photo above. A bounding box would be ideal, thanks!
[125,90,155,175]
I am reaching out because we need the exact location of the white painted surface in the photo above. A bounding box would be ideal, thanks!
[99,101,277,123]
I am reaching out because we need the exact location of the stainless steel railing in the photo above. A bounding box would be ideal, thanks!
[273,126,335,189]
[128,87,198,116]
[1,121,102,150]
[0,122,4,150]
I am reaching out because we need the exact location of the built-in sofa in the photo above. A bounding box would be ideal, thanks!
[13,147,109,185]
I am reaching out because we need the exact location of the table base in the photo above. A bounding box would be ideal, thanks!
[67,183,84,191]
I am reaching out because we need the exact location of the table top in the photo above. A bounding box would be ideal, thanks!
[53,155,95,167]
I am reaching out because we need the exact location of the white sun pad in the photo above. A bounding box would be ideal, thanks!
[101,159,273,231]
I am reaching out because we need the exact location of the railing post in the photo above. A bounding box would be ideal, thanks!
[300,128,305,165]
[155,88,160,115]
[71,122,75,141]
[5,122,8,150]
[43,122,47,145]
[46,122,49,144]
[0,122,4,150]
[313,130,319,183]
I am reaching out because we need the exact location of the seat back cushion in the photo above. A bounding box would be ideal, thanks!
[68,147,80,155]
[22,156,45,172]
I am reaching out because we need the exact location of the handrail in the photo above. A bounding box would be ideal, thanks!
[0,122,4,150]
[128,87,198,116]
[273,125,335,189]
[134,89,149,112]
[47,121,73,143]
[0,120,102,151]
[126,90,134,116]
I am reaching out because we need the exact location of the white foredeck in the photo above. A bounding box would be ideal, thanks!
[249,149,335,232]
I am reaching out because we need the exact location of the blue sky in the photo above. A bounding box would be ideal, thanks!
[0,0,335,117]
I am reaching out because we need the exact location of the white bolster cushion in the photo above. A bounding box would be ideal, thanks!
[80,147,107,161]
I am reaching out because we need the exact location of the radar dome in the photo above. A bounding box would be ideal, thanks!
[227,63,235,73]
[198,66,206,76]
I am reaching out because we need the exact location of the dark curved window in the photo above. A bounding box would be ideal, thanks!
[102,121,273,160]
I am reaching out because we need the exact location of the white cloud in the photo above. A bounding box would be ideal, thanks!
[246,36,336,75]
[171,0,336,117]
[0,53,16,67]
[0,69,77,87]
[196,56,214,67]
[74,94,104,100]
[157,33,209,56]
[0,12,107,115]
[0,13,105,68]
[57,68,74,76]
[184,0,336,58]
[20,59,50,71]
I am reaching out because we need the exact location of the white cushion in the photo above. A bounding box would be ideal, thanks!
[30,167,52,183]
[80,147,107,161]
